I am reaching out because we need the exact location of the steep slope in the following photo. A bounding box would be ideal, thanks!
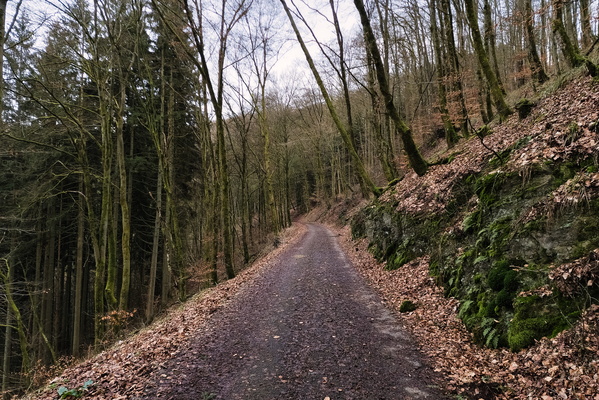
[350,74,599,398]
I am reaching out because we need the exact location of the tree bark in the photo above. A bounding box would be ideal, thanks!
[117,79,131,311]
[1,260,30,377]
[146,169,162,323]
[280,0,382,193]
[580,0,593,50]
[72,181,85,356]
[430,0,459,147]
[552,0,597,76]
[440,0,469,135]
[524,0,549,84]
[483,0,504,93]
[464,0,512,119]
[0,0,6,124]
[353,0,429,176]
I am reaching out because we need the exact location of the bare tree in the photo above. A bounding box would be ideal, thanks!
[353,0,428,176]
[464,0,512,119]
[280,0,381,194]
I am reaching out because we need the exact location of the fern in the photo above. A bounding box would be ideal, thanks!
[458,300,474,318]
[481,318,500,348]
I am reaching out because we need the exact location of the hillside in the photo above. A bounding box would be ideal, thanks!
[349,73,599,398]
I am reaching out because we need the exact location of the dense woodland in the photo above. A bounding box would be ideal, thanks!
[0,0,597,395]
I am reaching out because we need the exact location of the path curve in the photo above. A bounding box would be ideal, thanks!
[142,223,446,399]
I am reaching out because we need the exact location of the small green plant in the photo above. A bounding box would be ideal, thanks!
[57,379,93,399]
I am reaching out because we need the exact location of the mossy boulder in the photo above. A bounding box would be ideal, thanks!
[508,294,582,352]
[399,300,417,313]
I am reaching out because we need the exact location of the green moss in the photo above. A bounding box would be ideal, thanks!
[399,300,417,313]
[354,140,599,353]
[495,289,513,309]
[507,293,583,352]
[487,261,510,291]
[508,318,547,352]
[503,270,519,292]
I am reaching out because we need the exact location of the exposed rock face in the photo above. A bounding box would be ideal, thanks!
[352,76,599,351]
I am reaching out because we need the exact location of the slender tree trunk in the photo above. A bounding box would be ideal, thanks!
[2,262,13,392]
[552,0,580,68]
[524,0,549,84]
[105,185,118,312]
[280,0,381,192]
[430,0,459,147]
[354,0,429,176]
[441,0,469,135]
[95,84,114,344]
[72,181,85,357]
[464,0,512,119]
[1,260,30,378]
[0,0,6,123]
[365,46,397,181]
[329,0,375,191]
[240,135,250,264]
[552,0,597,76]
[32,205,43,359]
[258,87,279,233]
[117,82,131,310]
[483,0,504,93]
[42,202,56,363]
[146,170,162,323]
[580,0,593,50]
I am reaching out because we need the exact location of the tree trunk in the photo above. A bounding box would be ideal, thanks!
[117,81,131,311]
[580,0,593,50]
[353,0,429,176]
[1,260,30,378]
[524,0,549,84]
[441,0,469,135]
[42,201,56,363]
[258,84,279,234]
[2,261,13,392]
[146,169,162,323]
[430,0,459,147]
[464,0,512,119]
[72,181,85,357]
[365,43,398,181]
[280,0,381,193]
[483,0,504,93]
[0,0,6,124]
[552,0,597,76]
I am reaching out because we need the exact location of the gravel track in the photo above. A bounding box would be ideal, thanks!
[142,223,447,399]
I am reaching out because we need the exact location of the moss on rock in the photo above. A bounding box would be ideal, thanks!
[353,154,599,351]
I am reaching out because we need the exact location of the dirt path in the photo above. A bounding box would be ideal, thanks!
[142,223,446,399]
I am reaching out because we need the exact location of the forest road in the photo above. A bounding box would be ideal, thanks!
[142,223,447,400]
